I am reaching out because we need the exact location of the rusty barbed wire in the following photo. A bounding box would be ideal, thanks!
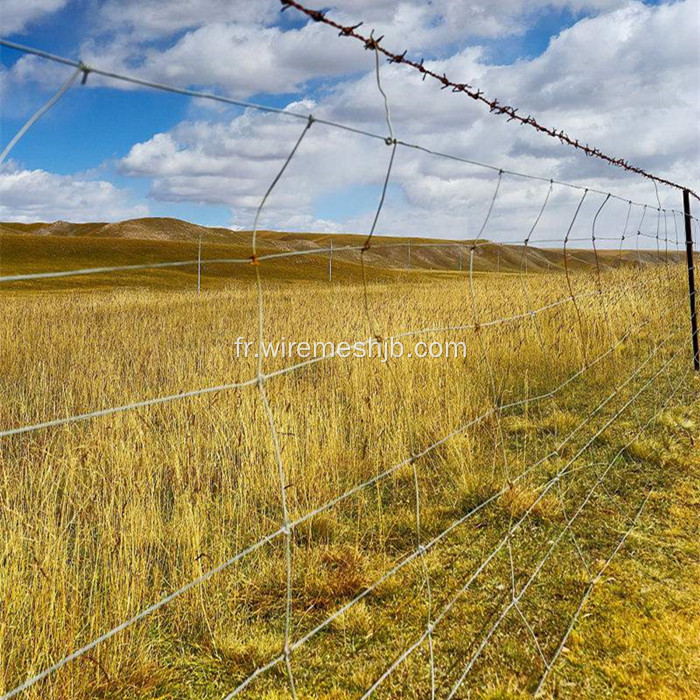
[280,0,700,202]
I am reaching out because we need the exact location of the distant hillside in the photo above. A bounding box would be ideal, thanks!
[0,218,241,243]
[0,217,682,284]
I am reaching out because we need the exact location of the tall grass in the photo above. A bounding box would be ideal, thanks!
[0,260,695,699]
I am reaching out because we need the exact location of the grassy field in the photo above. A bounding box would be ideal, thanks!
[0,230,698,699]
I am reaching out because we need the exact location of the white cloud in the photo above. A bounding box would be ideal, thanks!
[116,1,699,241]
[125,22,373,98]
[0,0,67,35]
[98,0,279,38]
[0,164,149,222]
[3,1,697,240]
[72,0,643,100]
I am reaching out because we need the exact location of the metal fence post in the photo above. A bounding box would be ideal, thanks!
[683,189,699,371]
[197,232,202,294]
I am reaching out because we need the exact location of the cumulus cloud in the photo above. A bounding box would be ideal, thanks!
[0,0,67,35]
[117,1,699,242]
[98,0,279,38]
[2,1,697,238]
[72,0,644,100]
[0,164,148,222]
[122,23,374,98]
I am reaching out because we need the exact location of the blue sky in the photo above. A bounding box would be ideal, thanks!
[0,0,697,237]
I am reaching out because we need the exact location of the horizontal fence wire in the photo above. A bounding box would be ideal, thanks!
[1,39,698,220]
[0,277,650,439]
[0,232,691,286]
[225,327,686,698]
[532,489,654,695]
[365,353,687,699]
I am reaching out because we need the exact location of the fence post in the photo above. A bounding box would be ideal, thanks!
[329,239,333,282]
[683,189,699,371]
[197,232,202,294]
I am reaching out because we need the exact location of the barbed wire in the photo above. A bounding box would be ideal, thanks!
[279,0,700,202]
[1,38,697,222]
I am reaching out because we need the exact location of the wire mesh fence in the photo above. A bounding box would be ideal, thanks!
[0,2,699,698]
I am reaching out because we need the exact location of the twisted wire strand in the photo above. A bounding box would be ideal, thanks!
[362,41,436,698]
[0,38,694,216]
[249,118,315,699]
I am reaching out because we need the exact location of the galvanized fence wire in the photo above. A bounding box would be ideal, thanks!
[532,490,653,695]
[0,183,690,697]
[448,364,687,699]
[0,38,698,287]
[0,273,661,442]
[0,11,697,700]
[2,35,696,209]
[357,41,438,699]
[364,346,686,699]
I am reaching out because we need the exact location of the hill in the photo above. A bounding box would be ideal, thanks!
[0,217,682,292]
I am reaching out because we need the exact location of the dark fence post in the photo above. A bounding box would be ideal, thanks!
[683,189,699,371]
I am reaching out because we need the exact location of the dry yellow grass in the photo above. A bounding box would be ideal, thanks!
[0,239,697,699]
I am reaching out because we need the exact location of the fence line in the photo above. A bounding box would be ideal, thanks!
[224,313,686,698]
[1,38,698,221]
[367,351,685,698]
[0,233,688,286]
[1,270,661,441]
[446,368,684,698]
[1,6,698,698]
